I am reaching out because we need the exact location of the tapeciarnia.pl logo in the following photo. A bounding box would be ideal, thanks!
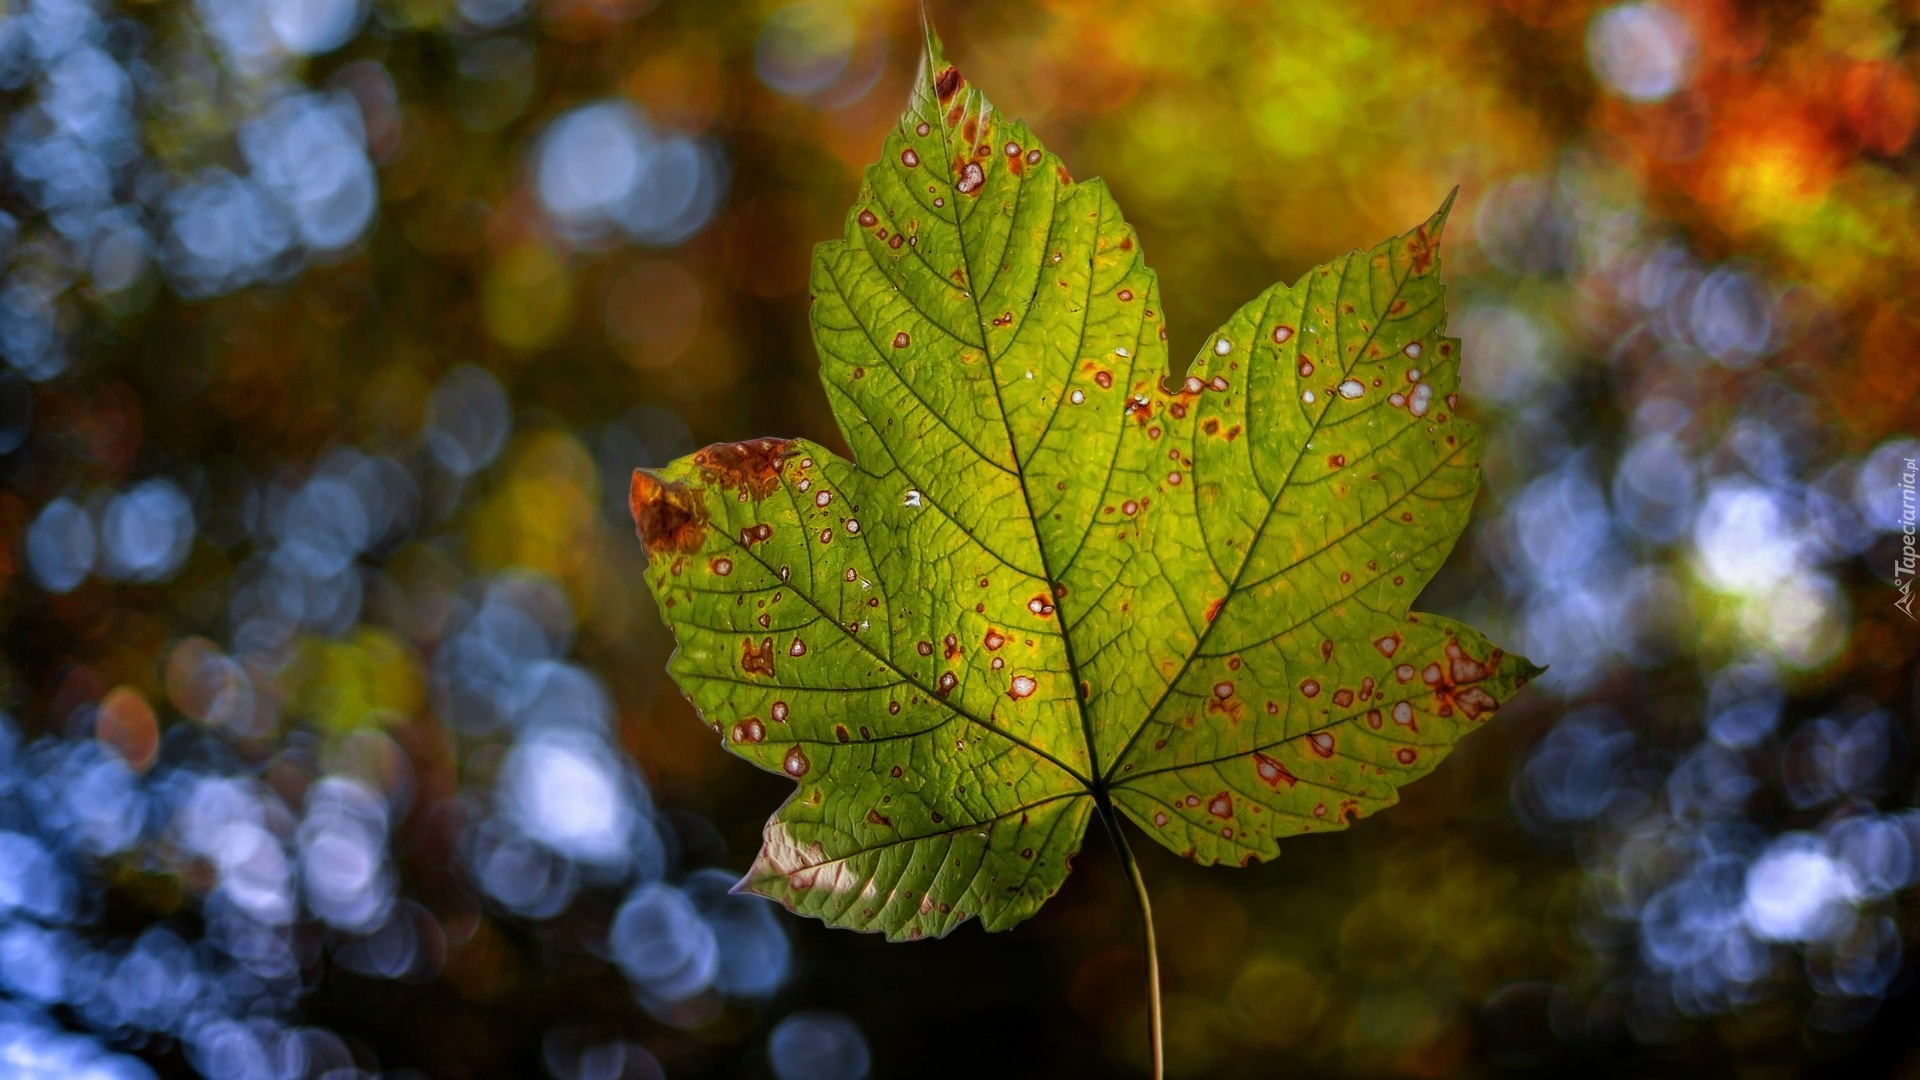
[1898,457,1917,621]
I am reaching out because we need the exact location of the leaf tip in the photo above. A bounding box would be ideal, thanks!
[914,5,965,109]
[731,855,797,908]
[629,467,707,556]
[918,1,943,54]
[1423,186,1459,247]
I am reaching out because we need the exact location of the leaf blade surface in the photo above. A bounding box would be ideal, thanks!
[632,24,1539,939]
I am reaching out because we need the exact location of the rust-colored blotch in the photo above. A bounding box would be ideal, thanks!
[1408,220,1439,275]
[742,637,778,678]
[692,437,794,500]
[630,470,708,556]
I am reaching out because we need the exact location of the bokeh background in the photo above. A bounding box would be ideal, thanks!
[0,0,1916,1076]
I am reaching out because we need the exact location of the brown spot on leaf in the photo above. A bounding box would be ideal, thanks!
[934,65,963,102]
[1253,752,1297,789]
[1436,639,1505,719]
[1408,222,1437,275]
[741,637,777,678]
[693,438,794,501]
[630,470,707,555]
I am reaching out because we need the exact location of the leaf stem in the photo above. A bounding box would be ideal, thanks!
[1098,802,1164,1080]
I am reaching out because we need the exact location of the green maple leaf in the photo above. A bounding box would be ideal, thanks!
[630,23,1538,946]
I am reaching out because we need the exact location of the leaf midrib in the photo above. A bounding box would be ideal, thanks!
[929,78,1110,787]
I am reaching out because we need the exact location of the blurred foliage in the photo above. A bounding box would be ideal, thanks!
[0,0,1916,1078]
